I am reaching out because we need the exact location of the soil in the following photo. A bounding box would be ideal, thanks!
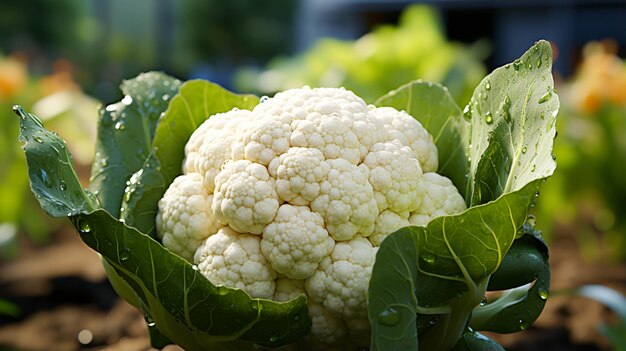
[0,225,624,351]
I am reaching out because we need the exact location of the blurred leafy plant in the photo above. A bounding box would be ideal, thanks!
[235,5,488,105]
[576,285,626,351]
[535,41,626,261]
[0,55,98,258]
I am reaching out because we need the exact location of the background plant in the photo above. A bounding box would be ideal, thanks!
[535,41,626,262]
[234,5,488,106]
[0,54,98,259]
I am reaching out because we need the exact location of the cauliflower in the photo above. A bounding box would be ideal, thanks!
[408,172,467,226]
[155,86,467,344]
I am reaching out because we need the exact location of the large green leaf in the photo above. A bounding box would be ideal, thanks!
[368,40,558,350]
[14,106,99,217]
[120,80,259,236]
[88,72,182,217]
[466,41,558,205]
[470,233,550,333]
[15,102,310,350]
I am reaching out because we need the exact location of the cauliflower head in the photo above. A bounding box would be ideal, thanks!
[155,86,467,345]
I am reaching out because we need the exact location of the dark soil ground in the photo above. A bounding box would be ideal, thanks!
[0,225,624,351]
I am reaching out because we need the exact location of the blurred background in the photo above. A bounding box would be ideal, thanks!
[1,0,626,350]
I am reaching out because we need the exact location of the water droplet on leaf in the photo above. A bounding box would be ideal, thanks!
[34,136,43,143]
[485,80,491,90]
[539,290,549,300]
[377,307,401,326]
[120,250,130,261]
[463,105,472,120]
[519,320,529,330]
[485,111,493,124]
[79,220,91,234]
[60,181,67,191]
[421,253,436,263]
[538,91,552,104]
[40,169,52,187]
[513,59,522,70]
[522,146,527,154]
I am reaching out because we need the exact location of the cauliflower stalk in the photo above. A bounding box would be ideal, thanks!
[156,86,466,345]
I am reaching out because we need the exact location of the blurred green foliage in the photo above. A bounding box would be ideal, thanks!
[0,0,82,56]
[235,5,488,105]
[181,0,297,64]
[0,55,99,259]
[536,41,626,261]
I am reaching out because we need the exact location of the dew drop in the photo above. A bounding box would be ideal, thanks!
[120,250,130,261]
[519,320,529,330]
[269,335,279,342]
[531,164,536,172]
[191,264,199,271]
[521,146,527,154]
[79,220,91,234]
[538,91,552,104]
[540,112,545,119]
[147,322,156,327]
[34,136,43,143]
[536,58,542,68]
[485,111,493,124]
[217,286,229,296]
[501,95,512,123]
[480,297,488,306]
[60,181,67,191]
[513,59,522,71]
[552,154,557,161]
[162,94,170,101]
[40,169,52,187]
[421,253,436,263]
[122,95,133,105]
[260,96,270,103]
[115,121,126,130]
[485,80,491,90]
[539,289,549,300]
[377,307,401,326]
[463,105,472,120]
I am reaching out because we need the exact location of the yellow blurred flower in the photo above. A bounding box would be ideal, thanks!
[571,40,626,114]
[0,56,27,100]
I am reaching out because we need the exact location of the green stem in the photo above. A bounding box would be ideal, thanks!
[419,279,489,351]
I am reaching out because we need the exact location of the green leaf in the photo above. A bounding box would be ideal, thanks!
[14,106,99,217]
[88,72,182,217]
[16,106,311,349]
[470,233,550,333]
[452,330,505,351]
[120,80,259,236]
[466,41,558,205]
[0,298,21,318]
[368,41,558,350]
[369,182,536,351]
[487,224,548,291]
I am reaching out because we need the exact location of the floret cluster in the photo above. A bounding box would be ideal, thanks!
[156,86,466,344]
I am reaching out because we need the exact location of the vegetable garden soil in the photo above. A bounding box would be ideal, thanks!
[0,226,624,351]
